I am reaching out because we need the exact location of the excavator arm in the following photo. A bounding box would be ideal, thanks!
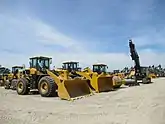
[128,39,151,84]
[129,39,141,74]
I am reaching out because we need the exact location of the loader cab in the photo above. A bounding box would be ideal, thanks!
[0,67,10,74]
[29,56,52,71]
[62,61,81,72]
[113,70,120,74]
[93,64,108,74]
[0,67,10,80]
[12,66,24,74]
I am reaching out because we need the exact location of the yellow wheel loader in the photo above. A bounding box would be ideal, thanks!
[16,56,92,101]
[112,70,124,88]
[0,67,10,86]
[61,62,113,93]
[4,66,24,90]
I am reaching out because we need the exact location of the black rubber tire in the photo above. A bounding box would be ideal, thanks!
[11,79,17,90]
[4,80,10,89]
[148,78,151,83]
[16,78,30,95]
[142,78,151,84]
[38,76,57,97]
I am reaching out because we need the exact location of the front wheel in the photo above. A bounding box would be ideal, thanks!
[142,77,151,84]
[38,76,57,97]
[16,78,30,95]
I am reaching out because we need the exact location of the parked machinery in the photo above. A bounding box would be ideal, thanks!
[128,39,151,84]
[152,65,165,77]
[61,61,114,93]
[112,69,125,87]
[4,66,24,90]
[0,67,10,86]
[16,56,92,101]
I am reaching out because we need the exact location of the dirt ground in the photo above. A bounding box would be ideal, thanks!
[0,78,165,124]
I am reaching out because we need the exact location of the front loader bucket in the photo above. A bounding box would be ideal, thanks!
[91,76,113,93]
[57,78,93,101]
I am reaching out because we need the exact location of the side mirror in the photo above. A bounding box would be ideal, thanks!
[107,66,108,69]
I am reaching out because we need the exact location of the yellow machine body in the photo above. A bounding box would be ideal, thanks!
[148,73,157,79]
[76,67,113,93]
[47,70,93,100]
[111,72,123,88]
[17,56,93,101]
[111,75,123,88]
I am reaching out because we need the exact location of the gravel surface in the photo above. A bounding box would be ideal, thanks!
[0,78,165,124]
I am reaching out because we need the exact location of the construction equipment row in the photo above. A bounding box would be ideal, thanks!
[0,39,157,101]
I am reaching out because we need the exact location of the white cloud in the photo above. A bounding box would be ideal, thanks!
[0,14,165,71]
[132,28,165,47]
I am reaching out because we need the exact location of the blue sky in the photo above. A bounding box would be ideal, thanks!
[0,0,165,70]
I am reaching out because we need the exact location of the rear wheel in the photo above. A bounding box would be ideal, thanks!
[38,76,57,97]
[11,79,17,90]
[4,80,10,89]
[142,77,151,84]
[16,78,30,95]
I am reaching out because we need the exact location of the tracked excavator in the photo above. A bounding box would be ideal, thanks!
[61,62,114,92]
[127,39,151,84]
[16,56,92,101]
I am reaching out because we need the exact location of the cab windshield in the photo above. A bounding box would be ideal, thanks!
[93,65,107,73]
[38,59,50,69]
[63,63,78,70]
[12,67,23,73]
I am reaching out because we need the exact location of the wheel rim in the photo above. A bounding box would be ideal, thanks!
[17,82,23,92]
[40,82,48,93]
